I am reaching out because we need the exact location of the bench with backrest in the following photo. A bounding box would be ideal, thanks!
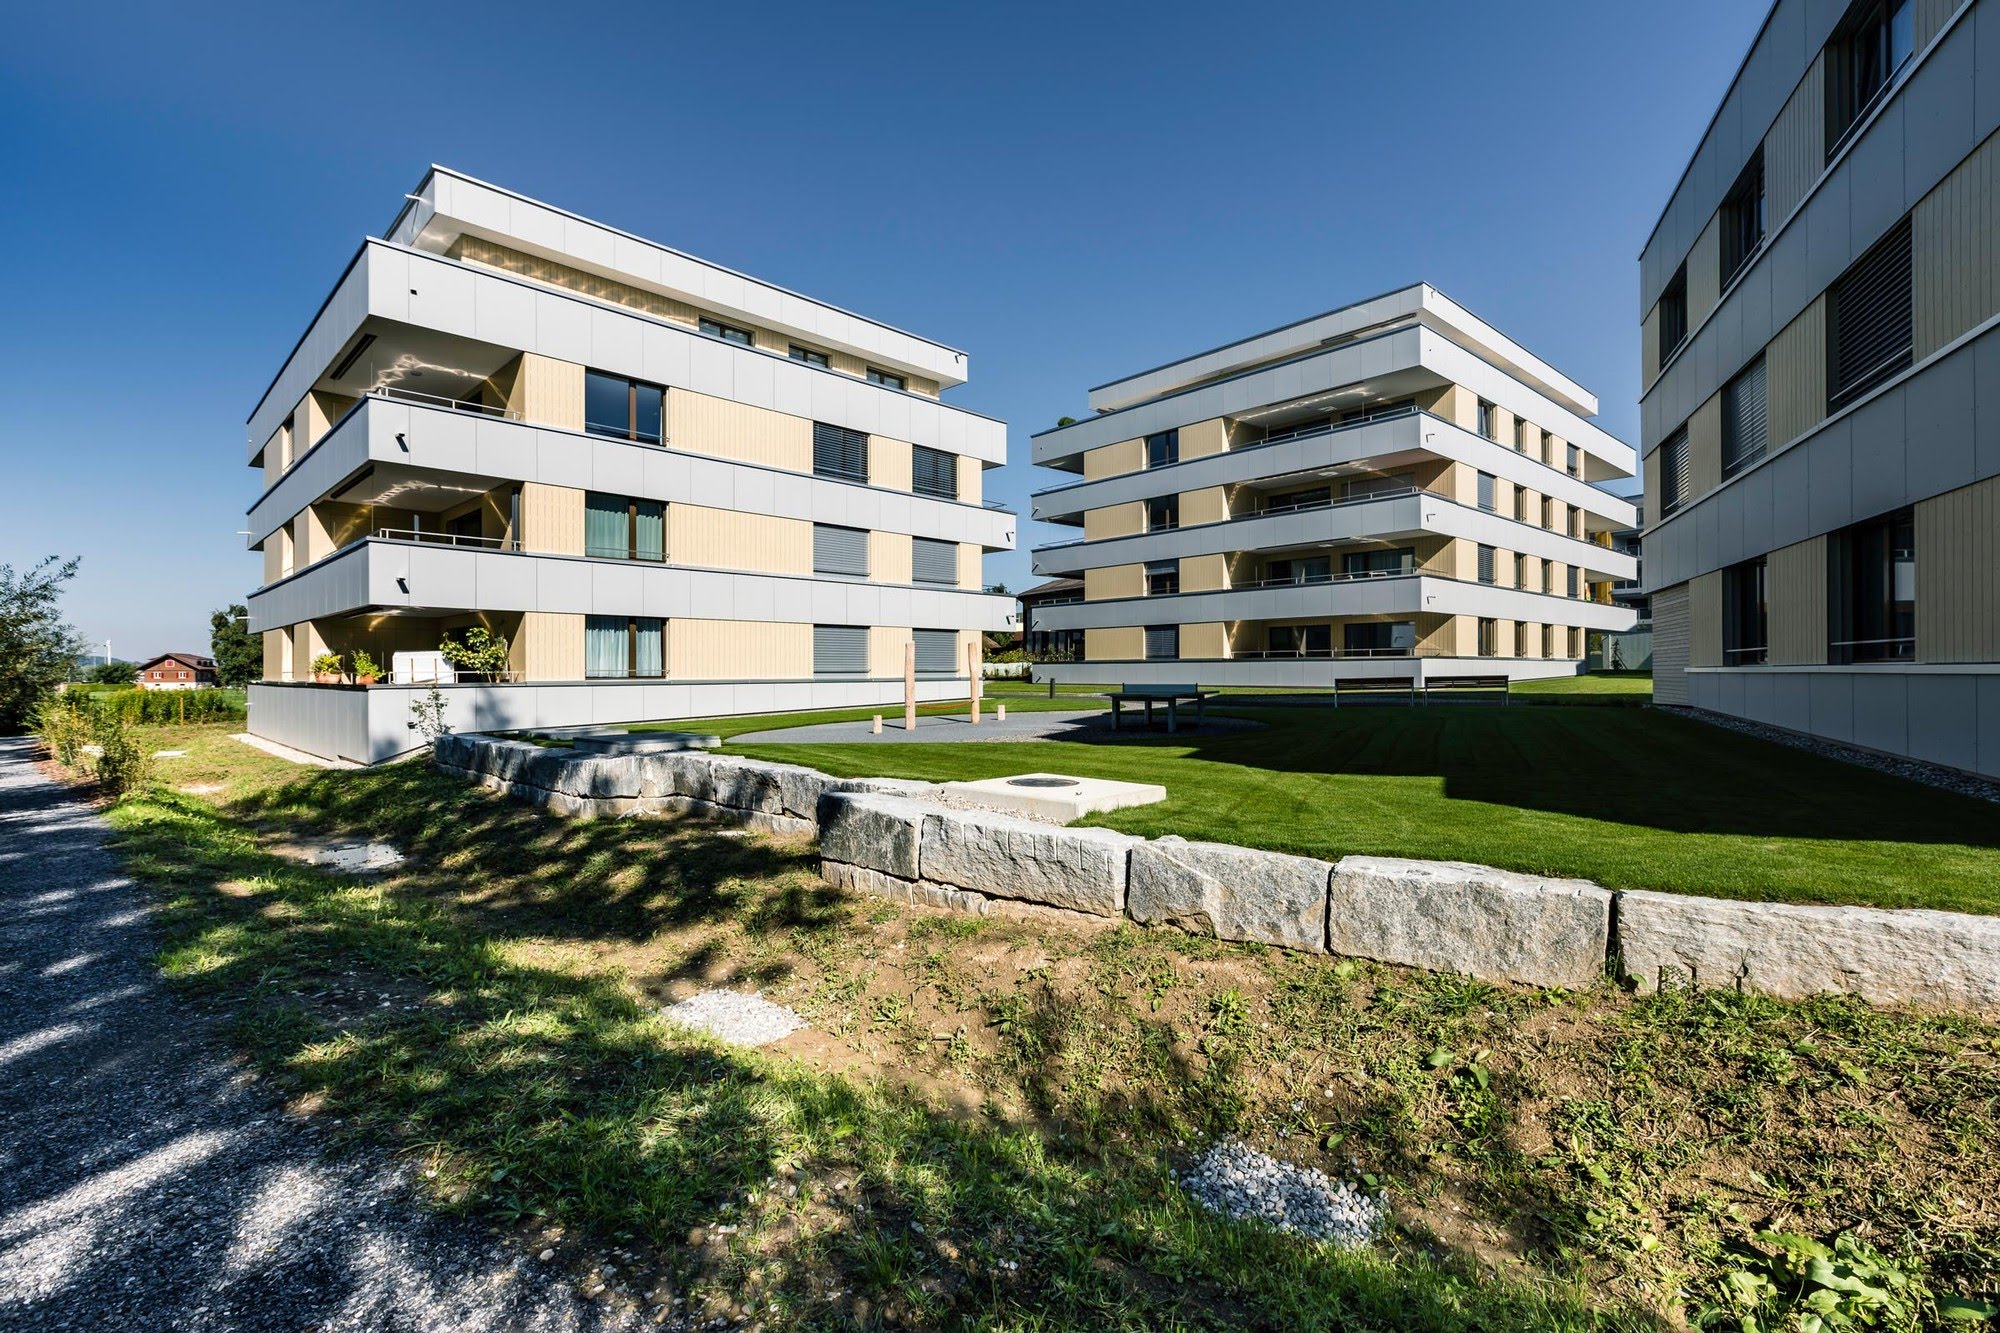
[1332,676,1419,706]
[1421,674,1511,705]
[1107,683,1214,733]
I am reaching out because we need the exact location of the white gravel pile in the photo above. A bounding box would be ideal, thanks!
[662,989,805,1046]
[1175,1139,1383,1247]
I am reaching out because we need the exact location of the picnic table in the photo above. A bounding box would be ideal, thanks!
[1108,683,1214,733]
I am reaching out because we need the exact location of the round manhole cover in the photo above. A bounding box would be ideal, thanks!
[1006,776,1080,788]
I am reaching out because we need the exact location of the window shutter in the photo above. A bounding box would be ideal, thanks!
[1829,217,1913,407]
[1722,357,1768,475]
[1143,625,1179,660]
[813,524,870,577]
[812,624,868,674]
[813,423,869,481]
[1660,427,1691,514]
[1477,472,1495,511]
[1477,545,1496,584]
[914,628,958,674]
[913,445,958,500]
[912,536,958,584]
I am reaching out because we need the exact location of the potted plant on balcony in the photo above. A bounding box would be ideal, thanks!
[351,649,382,686]
[439,627,511,683]
[311,652,344,685]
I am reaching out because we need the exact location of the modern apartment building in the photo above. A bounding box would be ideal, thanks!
[245,168,1015,764]
[1641,0,2000,779]
[1027,284,1639,687]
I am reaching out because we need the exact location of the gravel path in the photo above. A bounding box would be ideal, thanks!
[0,735,653,1331]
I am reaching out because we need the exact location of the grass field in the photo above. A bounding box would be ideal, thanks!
[60,722,2000,1330]
[736,702,2000,913]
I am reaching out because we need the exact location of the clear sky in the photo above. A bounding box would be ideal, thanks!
[0,0,1768,659]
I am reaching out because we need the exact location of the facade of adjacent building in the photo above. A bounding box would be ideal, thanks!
[1016,578,1085,660]
[1610,504,1651,625]
[1641,0,2000,778]
[134,653,218,690]
[1026,284,1639,687]
[245,168,1015,764]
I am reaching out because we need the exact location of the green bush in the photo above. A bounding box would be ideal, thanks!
[34,695,89,765]
[91,688,247,726]
[88,709,152,797]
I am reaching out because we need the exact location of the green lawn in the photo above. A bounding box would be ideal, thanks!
[736,704,2000,914]
[636,691,1104,741]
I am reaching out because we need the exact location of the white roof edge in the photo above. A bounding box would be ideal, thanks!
[404,166,970,388]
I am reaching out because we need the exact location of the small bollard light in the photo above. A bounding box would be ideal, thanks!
[872,714,883,734]
[996,704,1007,721]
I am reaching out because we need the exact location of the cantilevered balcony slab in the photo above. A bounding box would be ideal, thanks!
[1027,574,1634,634]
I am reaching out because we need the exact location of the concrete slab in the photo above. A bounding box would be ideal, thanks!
[939,772,1166,822]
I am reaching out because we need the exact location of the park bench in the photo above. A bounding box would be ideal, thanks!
[1421,674,1512,705]
[1332,676,1419,706]
[1108,683,1214,733]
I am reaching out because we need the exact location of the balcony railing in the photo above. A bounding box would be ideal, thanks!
[374,528,522,551]
[375,384,523,420]
[1228,645,1419,660]
[1237,565,1415,590]
[1829,636,1916,664]
[1252,485,1423,519]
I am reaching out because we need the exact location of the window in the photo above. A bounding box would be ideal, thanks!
[584,493,665,561]
[913,444,958,500]
[1477,472,1496,512]
[912,536,959,585]
[584,371,665,444]
[813,523,870,578]
[1829,507,1915,662]
[585,615,663,678]
[1568,508,1582,539]
[1826,0,1914,158]
[447,510,484,541]
[1478,618,1498,657]
[1147,494,1179,532]
[866,367,906,391]
[1567,566,1580,598]
[813,624,869,674]
[1721,147,1766,286]
[1342,475,1404,502]
[700,317,753,345]
[1542,625,1556,658]
[1345,621,1414,656]
[1515,554,1531,591]
[1514,487,1529,522]
[1571,627,1584,659]
[1659,426,1691,516]
[1542,561,1555,595]
[1342,548,1413,578]
[1477,544,1497,585]
[1567,443,1581,479]
[1657,263,1688,367]
[1266,555,1331,585]
[813,422,870,481]
[1723,557,1770,664]
[1145,429,1179,469]
[1267,624,1332,657]
[1516,621,1531,656]
[789,344,830,368]
[1828,216,1913,409]
[1477,400,1497,440]
[914,629,959,674]
[1542,496,1557,530]
[1722,355,1769,477]
[1143,625,1180,660]
[1144,559,1180,596]
[1271,485,1331,511]
[1338,398,1416,425]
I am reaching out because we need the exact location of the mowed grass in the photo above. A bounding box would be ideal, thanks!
[737,704,2000,913]
[633,691,1104,741]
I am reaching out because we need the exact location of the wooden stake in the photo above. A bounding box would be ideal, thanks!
[904,641,917,731]
[872,714,883,734]
[968,641,981,725]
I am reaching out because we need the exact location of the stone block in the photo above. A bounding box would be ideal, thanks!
[918,807,1136,917]
[817,793,925,879]
[1128,837,1330,952]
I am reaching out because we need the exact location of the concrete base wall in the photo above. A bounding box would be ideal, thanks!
[1686,665,2000,779]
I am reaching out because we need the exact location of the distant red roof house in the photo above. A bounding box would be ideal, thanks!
[133,653,218,690]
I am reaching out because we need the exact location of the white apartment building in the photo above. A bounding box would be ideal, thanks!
[245,167,1015,764]
[1027,284,1639,688]
[1641,0,2000,779]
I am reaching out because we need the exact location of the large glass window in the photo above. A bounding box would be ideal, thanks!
[1344,621,1415,656]
[1265,555,1331,585]
[1271,485,1332,511]
[1267,624,1332,657]
[1145,430,1179,469]
[585,615,664,678]
[1145,560,1179,596]
[1723,557,1769,664]
[585,493,665,561]
[1829,508,1915,662]
[913,445,958,500]
[1721,147,1766,285]
[1146,494,1179,532]
[1478,618,1498,657]
[1342,548,1413,578]
[1827,0,1914,157]
[584,371,664,444]
[813,422,870,482]
[1657,263,1689,367]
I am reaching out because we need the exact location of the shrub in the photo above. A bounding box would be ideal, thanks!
[440,627,510,678]
[88,709,152,797]
[351,649,382,681]
[34,694,89,765]
[311,652,344,680]
[96,689,247,726]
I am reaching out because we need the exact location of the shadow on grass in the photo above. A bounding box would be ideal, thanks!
[104,762,1657,1331]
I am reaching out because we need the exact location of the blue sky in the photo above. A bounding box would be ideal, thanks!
[0,0,1766,658]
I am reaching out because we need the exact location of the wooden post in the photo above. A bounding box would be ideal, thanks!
[996,703,1006,722]
[904,641,917,731]
[872,714,883,734]
[968,642,982,725]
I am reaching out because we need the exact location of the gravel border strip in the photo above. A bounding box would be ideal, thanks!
[1671,706,2000,805]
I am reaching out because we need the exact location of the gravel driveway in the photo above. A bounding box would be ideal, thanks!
[0,736,647,1331]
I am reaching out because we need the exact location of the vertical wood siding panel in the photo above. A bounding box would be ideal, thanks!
[1915,475,2000,662]
[666,504,812,575]
[1913,130,1999,359]
[666,388,812,472]
[1767,537,1828,665]
[668,619,812,680]
[1764,56,1825,227]
[1689,570,1724,667]
[520,483,585,555]
[1765,296,1826,448]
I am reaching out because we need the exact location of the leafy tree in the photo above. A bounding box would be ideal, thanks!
[985,582,1011,597]
[0,557,85,733]
[1055,416,1077,428]
[81,661,135,685]
[210,603,259,687]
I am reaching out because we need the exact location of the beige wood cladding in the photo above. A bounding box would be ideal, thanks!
[956,543,982,590]
[1417,613,1470,656]
[1085,564,1144,601]
[869,436,912,490]
[452,236,701,324]
[1688,393,1724,498]
[668,504,812,575]
[1913,128,2000,360]
[294,506,334,565]
[515,612,585,681]
[510,354,585,430]
[1420,537,1468,578]
[869,626,913,677]
[1180,418,1231,459]
[1086,627,1144,661]
[262,531,291,584]
[1767,536,1828,665]
[870,531,912,583]
[1179,486,1229,527]
[671,619,812,680]
[667,388,812,472]
[1084,439,1145,480]
[262,630,286,681]
[1417,384,1477,431]
[1764,55,1825,226]
[956,454,983,504]
[520,483,585,556]
[1916,475,2000,662]
[1180,554,1229,592]
[1180,623,1228,659]
[1688,570,1724,668]
[1084,502,1145,541]
[1765,296,1826,449]
[1688,214,1723,327]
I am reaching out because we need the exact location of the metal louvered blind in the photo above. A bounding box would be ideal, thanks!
[914,628,958,674]
[913,445,958,499]
[1722,356,1768,476]
[813,422,869,481]
[912,536,958,585]
[1143,625,1179,661]
[1830,217,1912,408]
[813,524,869,577]
[812,624,868,675]
[1477,472,1496,512]
[1661,427,1691,514]
[1477,545,1496,584]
